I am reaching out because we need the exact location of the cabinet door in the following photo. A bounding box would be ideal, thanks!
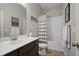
[29,46,38,56]
[19,52,29,56]
[18,42,34,56]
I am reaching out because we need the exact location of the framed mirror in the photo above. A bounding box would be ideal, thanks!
[0,3,26,38]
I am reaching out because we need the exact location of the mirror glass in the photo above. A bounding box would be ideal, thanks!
[0,3,26,40]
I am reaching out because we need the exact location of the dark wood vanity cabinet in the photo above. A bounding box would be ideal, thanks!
[5,39,39,56]
[29,45,38,56]
[5,50,18,56]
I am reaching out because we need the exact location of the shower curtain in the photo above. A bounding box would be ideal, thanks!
[38,15,48,55]
[38,15,47,44]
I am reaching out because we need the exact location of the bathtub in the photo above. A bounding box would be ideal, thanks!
[48,41,64,52]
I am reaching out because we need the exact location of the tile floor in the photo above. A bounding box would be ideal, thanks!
[47,49,65,56]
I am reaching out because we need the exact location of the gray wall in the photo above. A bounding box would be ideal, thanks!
[0,3,26,37]
[26,3,43,37]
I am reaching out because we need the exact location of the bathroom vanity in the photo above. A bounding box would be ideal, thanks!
[0,4,39,56]
[0,37,39,56]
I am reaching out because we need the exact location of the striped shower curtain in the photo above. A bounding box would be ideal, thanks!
[38,15,47,44]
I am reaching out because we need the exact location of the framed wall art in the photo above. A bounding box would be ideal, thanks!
[11,17,19,26]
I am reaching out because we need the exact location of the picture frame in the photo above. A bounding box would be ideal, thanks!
[11,17,19,26]
[31,16,37,22]
[65,3,70,23]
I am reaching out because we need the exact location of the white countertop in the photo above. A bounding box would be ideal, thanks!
[0,37,38,56]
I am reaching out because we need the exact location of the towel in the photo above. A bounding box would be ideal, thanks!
[62,25,71,49]
[63,25,68,47]
[67,25,71,49]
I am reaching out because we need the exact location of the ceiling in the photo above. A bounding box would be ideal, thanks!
[39,3,63,13]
